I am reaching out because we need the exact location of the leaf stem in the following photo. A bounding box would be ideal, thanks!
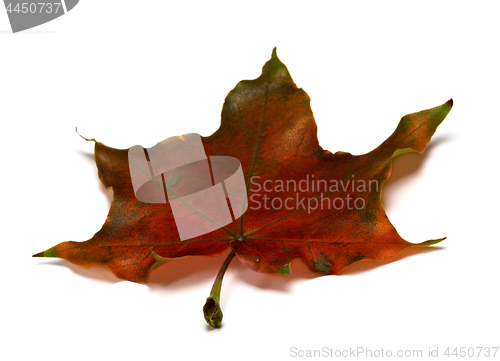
[203,250,236,328]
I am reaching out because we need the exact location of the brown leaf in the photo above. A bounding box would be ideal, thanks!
[34,48,452,284]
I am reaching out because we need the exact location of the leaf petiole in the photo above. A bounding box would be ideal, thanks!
[203,250,236,328]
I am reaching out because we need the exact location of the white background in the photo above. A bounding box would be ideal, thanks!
[1,1,499,360]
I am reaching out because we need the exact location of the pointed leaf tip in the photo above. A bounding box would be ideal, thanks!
[75,127,96,142]
[277,262,291,275]
[414,237,447,247]
[260,47,293,85]
[32,248,58,258]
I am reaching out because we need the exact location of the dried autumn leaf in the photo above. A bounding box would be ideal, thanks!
[34,48,452,327]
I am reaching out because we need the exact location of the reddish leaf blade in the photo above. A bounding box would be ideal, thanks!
[34,49,452,282]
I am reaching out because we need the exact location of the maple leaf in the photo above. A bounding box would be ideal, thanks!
[34,48,453,328]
